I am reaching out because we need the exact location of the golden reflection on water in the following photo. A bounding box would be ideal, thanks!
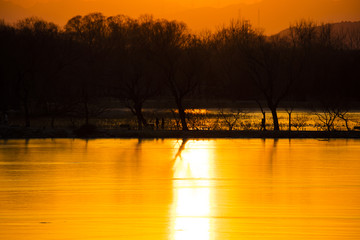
[1,139,360,240]
[171,140,214,240]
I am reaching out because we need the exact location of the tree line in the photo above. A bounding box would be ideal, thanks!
[0,13,359,130]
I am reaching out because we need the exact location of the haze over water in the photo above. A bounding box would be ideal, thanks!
[1,139,360,239]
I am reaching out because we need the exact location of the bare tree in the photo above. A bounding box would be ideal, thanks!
[13,17,60,127]
[314,104,340,131]
[284,99,296,132]
[246,36,300,131]
[218,108,244,131]
[292,114,308,131]
[289,19,318,54]
[215,20,302,131]
[337,111,352,131]
[256,99,266,131]
[108,16,159,130]
[284,107,294,132]
[346,28,360,50]
[147,19,203,131]
[65,13,110,125]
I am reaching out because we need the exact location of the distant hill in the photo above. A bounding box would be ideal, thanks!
[171,0,360,34]
[276,21,360,37]
[0,0,29,23]
[274,21,360,49]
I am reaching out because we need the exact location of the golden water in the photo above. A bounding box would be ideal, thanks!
[0,139,360,239]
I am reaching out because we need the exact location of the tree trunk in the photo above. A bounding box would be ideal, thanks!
[270,107,280,131]
[51,115,55,129]
[176,97,188,131]
[179,107,188,131]
[256,100,266,131]
[327,123,332,132]
[136,116,142,130]
[339,116,350,131]
[84,100,89,125]
[344,119,350,131]
[82,85,90,125]
[288,112,292,132]
[24,102,30,127]
[262,112,266,131]
[135,106,147,130]
[22,94,30,127]
[140,114,147,128]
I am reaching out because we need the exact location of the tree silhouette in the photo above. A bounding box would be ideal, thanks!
[110,16,160,130]
[215,20,301,131]
[0,14,359,131]
[146,19,193,131]
[0,20,16,118]
[65,13,110,125]
[12,18,60,127]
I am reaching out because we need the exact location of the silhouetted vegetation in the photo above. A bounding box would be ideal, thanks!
[0,14,359,132]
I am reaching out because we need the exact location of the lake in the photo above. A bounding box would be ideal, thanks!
[1,139,360,240]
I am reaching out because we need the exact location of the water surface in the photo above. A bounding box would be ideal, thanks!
[1,139,360,240]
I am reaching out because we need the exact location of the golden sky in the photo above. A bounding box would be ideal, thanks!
[1,0,359,34]
[8,0,261,8]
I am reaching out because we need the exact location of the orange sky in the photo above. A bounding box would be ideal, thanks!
[1,0,359,34]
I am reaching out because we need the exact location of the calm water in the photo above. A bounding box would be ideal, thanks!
[1,139,360,240]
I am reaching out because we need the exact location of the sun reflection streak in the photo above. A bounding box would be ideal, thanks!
[171,140,214,240]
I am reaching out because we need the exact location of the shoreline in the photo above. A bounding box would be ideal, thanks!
[1,126,360,139]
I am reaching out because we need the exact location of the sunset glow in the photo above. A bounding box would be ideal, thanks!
[1,0,359,34]
[171,140,214,240]
[1,0,360,236]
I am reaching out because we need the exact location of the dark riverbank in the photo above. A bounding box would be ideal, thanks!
[1,126,360,139]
